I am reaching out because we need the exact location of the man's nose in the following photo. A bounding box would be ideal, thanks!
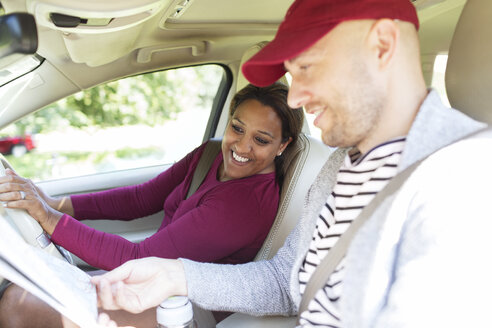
[287,80,310,109]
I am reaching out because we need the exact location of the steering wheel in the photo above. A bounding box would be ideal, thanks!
[0,155,65,264]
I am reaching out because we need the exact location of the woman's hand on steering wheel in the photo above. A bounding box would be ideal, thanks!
[0,169,63,234]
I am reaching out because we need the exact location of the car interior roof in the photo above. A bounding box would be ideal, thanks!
[3,0,292,88]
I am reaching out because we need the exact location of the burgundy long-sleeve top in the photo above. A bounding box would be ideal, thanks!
[51,143,280,271]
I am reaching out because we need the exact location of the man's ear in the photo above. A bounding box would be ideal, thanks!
[367,19,399,70]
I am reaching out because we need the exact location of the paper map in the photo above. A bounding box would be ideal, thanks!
[0,206,98,327]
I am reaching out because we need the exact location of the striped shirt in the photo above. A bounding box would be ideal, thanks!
[298,137,406,327]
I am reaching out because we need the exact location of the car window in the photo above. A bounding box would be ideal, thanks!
[1,64,225,181]
[431,54,451,107]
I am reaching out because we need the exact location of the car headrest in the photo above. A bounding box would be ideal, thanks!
[236,41,289,92]
[446,0,492,124]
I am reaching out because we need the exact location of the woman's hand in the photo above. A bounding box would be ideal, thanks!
[91,257,188,314]
[0,169,63,234]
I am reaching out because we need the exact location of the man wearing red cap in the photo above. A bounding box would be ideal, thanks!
[93,0,492,327]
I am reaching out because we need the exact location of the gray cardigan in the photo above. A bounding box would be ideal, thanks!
[182,91,491,326]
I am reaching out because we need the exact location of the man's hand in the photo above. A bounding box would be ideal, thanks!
[91,257,188,314]
[61,313,135,328]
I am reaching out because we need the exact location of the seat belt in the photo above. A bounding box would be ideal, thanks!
[186,139,222,199]
[297,126,491,323]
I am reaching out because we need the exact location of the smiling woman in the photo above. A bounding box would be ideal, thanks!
[0,82,304,328]
[221,83,304,185]
[221,100,283,181]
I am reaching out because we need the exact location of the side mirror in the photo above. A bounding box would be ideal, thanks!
[0,12,37,62]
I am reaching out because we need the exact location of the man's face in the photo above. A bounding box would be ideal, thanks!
[284,21,386,150]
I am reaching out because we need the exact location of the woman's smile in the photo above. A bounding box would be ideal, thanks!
[231,150,251,163]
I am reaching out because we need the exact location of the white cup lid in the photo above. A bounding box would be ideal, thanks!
[157,296,193,326]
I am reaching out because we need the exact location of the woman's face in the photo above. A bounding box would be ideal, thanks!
[220,99,291,182]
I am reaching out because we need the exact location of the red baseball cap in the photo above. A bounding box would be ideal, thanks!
[242,0,419,87]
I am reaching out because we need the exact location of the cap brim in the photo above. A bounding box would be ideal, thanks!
[242,25,336,87]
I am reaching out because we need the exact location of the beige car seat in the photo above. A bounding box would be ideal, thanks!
[214,43,332,328]
[236,42,331,262]
[446,0,492,125]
